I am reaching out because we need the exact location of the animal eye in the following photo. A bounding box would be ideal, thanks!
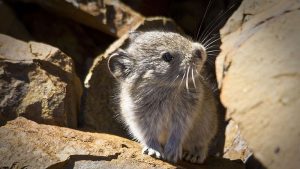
[162,52,174,62]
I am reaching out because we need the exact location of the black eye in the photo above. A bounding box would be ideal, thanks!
[162,52,174,62]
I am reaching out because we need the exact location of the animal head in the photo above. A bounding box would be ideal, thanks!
[108,31,207,87]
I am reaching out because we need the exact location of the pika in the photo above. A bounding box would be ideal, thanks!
[108,31,218,163]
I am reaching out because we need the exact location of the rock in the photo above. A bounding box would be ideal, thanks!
[223,120,252,162]
[0,1,31,41]
[216,0,300,169]
[82,17,182,137]
[120,0,233,35]
[0,34,82,127]
[16,0,144,37]
[6,2,110,80]
[0,117,245,169]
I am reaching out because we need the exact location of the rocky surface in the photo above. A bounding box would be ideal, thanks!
[6,1,111,80]
[15,0,144,38]
[121,0,235,35]
[1,0,299,168]
[0,117,245,169]
[82,17,182,137]
[0,1,31,41]
[0,34,82,127]
[216,0,300,168]
[223,120,252,162]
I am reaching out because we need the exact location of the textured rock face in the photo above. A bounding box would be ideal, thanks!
[0,34,82,127]
[223,120,252,162]
[216,0,300,168]
[5,0,299,167]
[0,117,245,169]
[16,0,144,37]
[0,2,31,41]
[82,17,182,137]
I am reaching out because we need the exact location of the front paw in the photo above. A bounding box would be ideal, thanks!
[183,150,207,164]
[142,146,163,159]
[163,142,182,163]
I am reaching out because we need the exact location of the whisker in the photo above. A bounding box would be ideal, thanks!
[205,45,219,50]
[203,36,219,48]
[200,4,237,44]
[208,51,219,55]
[207,53,219,56]
[204,38,221,47]
[203,33,218,42]
[195,67,200,75]
[186,66,190,91]
[206,57,217,61]
[207,53,218,56]
[191,68,197,89]
[171,75,180,86]
[207,50,220,53]
[179,69,187,88]
[196,0,214,40]
[199,11,225,42]
[199,74,206,83]
[205,58,215,66]
[192,63,200,75]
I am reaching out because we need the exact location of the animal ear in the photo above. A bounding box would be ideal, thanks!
[108,49,133,81]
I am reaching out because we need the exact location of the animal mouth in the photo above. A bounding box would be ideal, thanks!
[172,43,209,91]
[174,62,202,92]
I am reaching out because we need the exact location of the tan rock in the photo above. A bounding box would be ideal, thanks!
[11,5,103,73]
[216,0,300,168]
[16,0,144,37]
[0,117,245,169]
[82,17,182,137]
[223,120,252,162]
[0,34,82,127]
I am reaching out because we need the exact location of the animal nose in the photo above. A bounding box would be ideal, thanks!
[193,49,202,60]
[192,42,207,62]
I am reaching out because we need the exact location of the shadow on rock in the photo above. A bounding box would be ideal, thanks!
[46,153,121,169]
[0,119,7,127]
[245,155,267,169]
[176,157,244,169]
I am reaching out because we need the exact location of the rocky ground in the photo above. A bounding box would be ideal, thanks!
[0,117,245,169]
[0,0,299,169]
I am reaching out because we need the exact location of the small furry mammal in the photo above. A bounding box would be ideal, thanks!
[108,30,218,163]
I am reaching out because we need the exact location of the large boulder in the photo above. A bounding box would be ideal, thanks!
[5,2,107,80]
[0,34,82,128]
[216,0,300,168]
[0,117,245,169]
[15,0,144,37]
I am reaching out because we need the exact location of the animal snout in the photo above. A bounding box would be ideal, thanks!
[191,43,207,62]
[193,49,203,60]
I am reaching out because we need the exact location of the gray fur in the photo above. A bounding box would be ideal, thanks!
[108,31,218,163]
